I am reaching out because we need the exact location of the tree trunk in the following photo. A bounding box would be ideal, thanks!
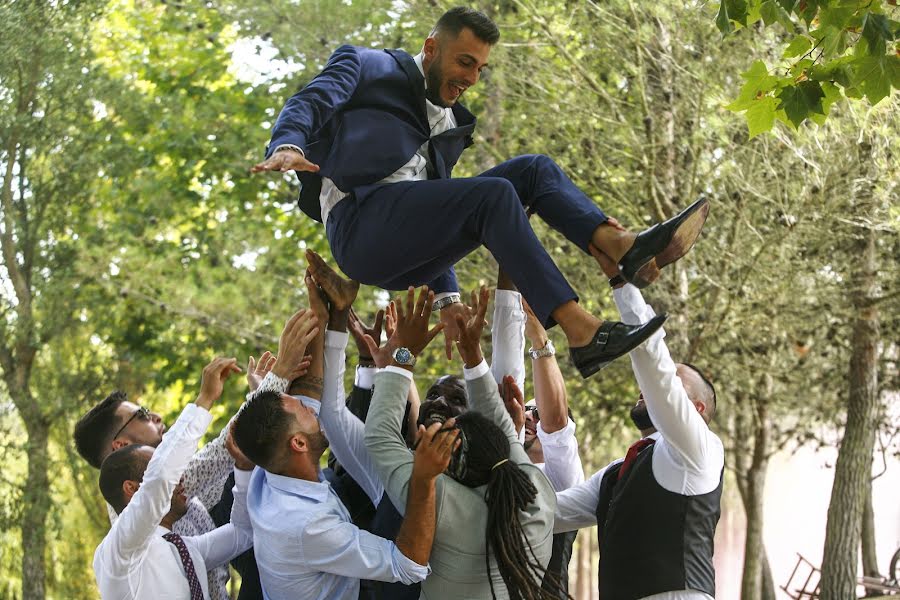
[760,551,776,600]
[20,404,50,600]
[819,154,880,599]
[735,386,772,600]
[576,531,592,600]
[861,476,881,595]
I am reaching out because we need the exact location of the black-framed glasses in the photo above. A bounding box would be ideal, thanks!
[113,406,151,439]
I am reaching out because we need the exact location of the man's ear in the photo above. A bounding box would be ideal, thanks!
[423,36,438,62]
[111,438,129,452]
[290,434,308,454]
[694,401,707,416]
[122,479,140,503]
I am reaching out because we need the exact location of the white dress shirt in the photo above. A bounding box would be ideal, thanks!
[552,285,723,600]
[104,420,236,600]
[490,289,585,492]
[315,52,456,226]
[93,404,253,600]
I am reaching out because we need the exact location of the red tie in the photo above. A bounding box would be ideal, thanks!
[163,532,205,600]
[617,437,655,481]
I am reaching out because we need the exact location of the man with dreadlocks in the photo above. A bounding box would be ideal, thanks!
[364,286,564,600]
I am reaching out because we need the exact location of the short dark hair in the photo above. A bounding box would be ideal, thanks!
[74,390,129,469]
[434,7,500,45]
[232,390,295,471]
[99,444,150,514]
[681,362,717,419]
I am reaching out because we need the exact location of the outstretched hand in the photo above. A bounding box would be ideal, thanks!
[251,149,320,174]
[438,302,467,360]
[248,351,311,391]
[271,309,320,380]
[413,417,461,481]
[454,286,490,368]
[500,375,526,435]
[362,287,443,368]
[348,308,384,364]
[197,357,243,410]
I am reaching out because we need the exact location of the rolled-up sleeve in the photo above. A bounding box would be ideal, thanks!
[537,418,585,491]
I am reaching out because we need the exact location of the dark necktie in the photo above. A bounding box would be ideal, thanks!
[617,437,656,481]
[163,532,205,600]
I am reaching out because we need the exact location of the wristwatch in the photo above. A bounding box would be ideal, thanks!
[529,339,556,360]
[432,293,461,311]
[391,347,417,367]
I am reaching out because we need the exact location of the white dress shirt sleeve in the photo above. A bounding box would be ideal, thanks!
[489,290,526,391]
[613,285,724,492]
[298,511,430,584]
[319,330,385,505]
[537,418,585,491]
[553,460,618,533]
[100,404,213,562]
[187,467,254,570]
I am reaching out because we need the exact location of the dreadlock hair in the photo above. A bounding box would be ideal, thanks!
[454,411,571,600]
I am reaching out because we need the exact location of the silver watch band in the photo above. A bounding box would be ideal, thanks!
[432,293,461,311]
[529,339,556,360]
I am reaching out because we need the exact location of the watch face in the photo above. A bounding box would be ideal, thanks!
[395,348,413,364]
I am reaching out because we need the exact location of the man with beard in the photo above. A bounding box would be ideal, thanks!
[251,6,711,378]
[232,296,451,600]
[552,274,724,600]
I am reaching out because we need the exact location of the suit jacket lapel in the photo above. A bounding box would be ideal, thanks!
[385,49,428,131]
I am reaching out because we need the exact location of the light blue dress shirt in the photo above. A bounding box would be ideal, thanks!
[247,464,430,600]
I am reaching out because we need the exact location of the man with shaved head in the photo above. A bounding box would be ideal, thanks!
[553,272,724,600]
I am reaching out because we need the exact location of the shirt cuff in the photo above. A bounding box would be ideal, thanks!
[273,143,305,157]
[253,371,291,398]
[494,289,523,308]
[325,329,350,349]
[382,366,414,382]
[463,359,490,380]
[355,366,376,390]
[537,418,577,447]
[233,466,253,488]
[183,403,214,436]
[393,545,432,582]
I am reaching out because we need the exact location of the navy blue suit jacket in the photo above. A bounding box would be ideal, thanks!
[266,45,477,223]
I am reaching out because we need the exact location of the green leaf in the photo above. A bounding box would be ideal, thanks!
[717,0,750,33]
[760,0,779,25]
[861,12,892,56]
[727,60,781,110]
[746,96,778,136]
[776,80,825,126]
[783,35,812,58]
[775,0,797,12]
[817,4,855,31]
[813,25,850,59]
[852,55,893,104]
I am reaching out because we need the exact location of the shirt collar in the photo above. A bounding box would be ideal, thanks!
[263,469,331,503]
[413,52,427,87]
[645,431,662,441]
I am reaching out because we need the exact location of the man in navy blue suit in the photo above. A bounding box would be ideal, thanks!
[252,7,709,378]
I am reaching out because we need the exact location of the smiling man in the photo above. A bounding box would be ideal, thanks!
[253,6,710,379]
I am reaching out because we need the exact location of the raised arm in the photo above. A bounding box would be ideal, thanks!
[105,359,240,558]
[305,252,386,505]
[523,300,584,490]
[364,286,443,514]
[489,271,526,391]
[251,45,363,175]
[613,284,715,470]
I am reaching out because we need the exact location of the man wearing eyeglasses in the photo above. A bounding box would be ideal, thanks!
[75,376,279,600]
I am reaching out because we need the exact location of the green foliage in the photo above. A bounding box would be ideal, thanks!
[716,0,900,133]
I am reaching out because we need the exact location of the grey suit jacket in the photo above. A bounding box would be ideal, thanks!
[364,367,556,599]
